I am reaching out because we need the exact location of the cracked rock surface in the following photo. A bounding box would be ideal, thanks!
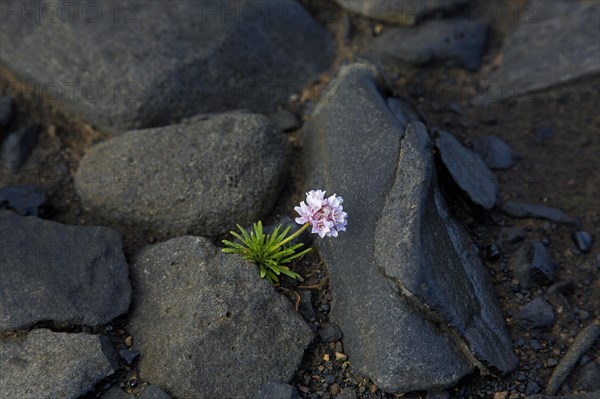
[301,63,517,393]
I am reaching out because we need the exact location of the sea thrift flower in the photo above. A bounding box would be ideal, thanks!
[295,190,348,238]
[222,189,347,285]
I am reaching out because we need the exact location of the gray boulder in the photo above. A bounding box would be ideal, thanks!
[102,385,172,399]
[74,112,286,237]
[370,19,488,71]
[334,0,468,25]
[300,63,516,393]
[0,0,335,133]
[478,1,599,104]
[0,212,131,332]
[127,236,312,399]
[0,329,116,399]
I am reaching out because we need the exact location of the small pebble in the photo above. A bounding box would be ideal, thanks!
[572,231,593,253]
[334,352,347,361]
[125,336,133,347]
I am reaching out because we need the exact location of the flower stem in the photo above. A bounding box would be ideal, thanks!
[277,223,310,248]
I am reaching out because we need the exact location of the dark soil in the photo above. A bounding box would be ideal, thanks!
[1,0,598,398]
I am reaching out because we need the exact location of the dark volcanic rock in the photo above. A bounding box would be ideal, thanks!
[0,96,13,129]
[514,241,558,289]
[1,125,39,171]
[472,136,518,169]
[502,201,580,226]
[301,63,516,393]
[370,19,488,71]
[478,1,599,104]
[334,0,468,25]
[575,361,600,392]
[0,329,116,399]
[103,385,172,399]
[527,393,600,399]
[319,323,343,343]
[269,109,301,132]
[256,382,301,399]
[119,349,140,365]
[0,0,335,132]
[434,129,498,209]
[0,212,131,332]
[0,184,46,216]
[516,297,555,329]
[546,323,600,395]
[572,231,593,253]
[75,112,286,237]
[127,236,312,399]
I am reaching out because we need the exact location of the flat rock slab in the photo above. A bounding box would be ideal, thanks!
[501,201,580,226]
[434,129,498,210]
[301,63,516,393]
[0,0,335,132]
[0,329,116,399]
[127,236,312,399]
[0,211,131,332]
[334,0,468,25]
[74,112,286,237]
[478,0,599,104]
[370,19,488,71]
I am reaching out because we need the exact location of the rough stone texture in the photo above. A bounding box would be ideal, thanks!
[527,393,600,399]
[334,0,468,25]
[478,1,599,104]
[575,361,600,392]
[127,236,312,399]
[370,19,488,71]
[0,184,46,216]
[256,382,301,399]
[0,211,131,332]
[502,201,581,226]
[75,112,286,237]
[301,63,516,393]
[0,0,335,133]
[434,129,498,210]
[0,329,116,399]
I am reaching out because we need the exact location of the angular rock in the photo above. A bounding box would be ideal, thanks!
[434,129,498,209]
[1,125,39,171]
[0,329,116,399]
[514,241,558,289]
[0,96,13,129]
[502,201,580,226]
[334,0,468,25]
[575,361,600,392]
[0,0,335,133]
[319,323,343,343]
[546,323,600,395]
[301,63,516,393]
[572,231,593,253]
[516,297,555,329]
[370,19,488,71]
[127,236,312,399]
[75,112,286,237]
[119,349,140,365]
[256,382,301,399]
[0,184,46,216]
[0,212,131,332]
[472,136,518,170]
[478,1,600,104]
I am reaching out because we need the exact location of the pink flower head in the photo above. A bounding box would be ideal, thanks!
[294,190,347,238]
